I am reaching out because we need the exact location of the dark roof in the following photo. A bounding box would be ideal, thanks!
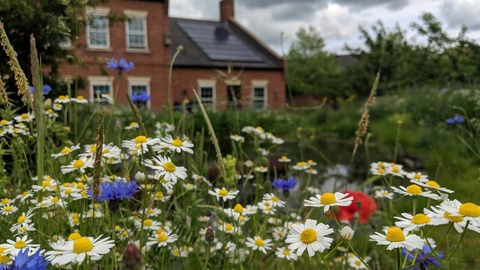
[335,54,357,67]
[170,18,283,70]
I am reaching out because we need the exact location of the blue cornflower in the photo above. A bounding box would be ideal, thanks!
[28,84,52,95]
[272,177,298,191]
[131,92,151,103]
[106,58,134,74]
[0,248,49,270]
[445,115,465,124]
[401,244,443,270]
[88,179,139,201]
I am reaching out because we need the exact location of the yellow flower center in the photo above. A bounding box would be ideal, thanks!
[219,188,229,197]
[156,192,164,199]
[51,196,59,203]
[17,216,26,224]
[0,120,6,125]
[1,198,9,204]
[5,206,12,212]
[65,188,72,194]
[69,233,83,241]
[459,203,480,217]
[377,168,385,174]
[157,233,168,242]
[73,160,85,169]
[157,228,164,234]
[300,228,317,244]
[77,182,85,189]
[444,212,463,222]
[255,238,264,247]
[13,240,27,249]
[297,162,306,167]
[143,219,153,227]
[225,223,233,231]
[47,109,54,114]
[392,167,400,173]
[238,216,245,221]
[406,185,422,195]
[135,136,147,144]
[414,174,421,180]
[90,145,96,153]
[320,192,337,205]
[234,204,244,213]
[283,249,290,256]
[355,261,362,266]
[259,166,265,170]
[411,214,430,225]
[22,191,29,197]
[425,181,440,188]
[163,162,176,172]
[173,250,180,256]
[41,180,50,188]
[385,227,405,242]
[103,149,110,154]
[122,230,128,236]
[281,156,288,161]
[77,95,84,100]
[172,139,183,147]
[21,113,28,120]
[73,237,93,254]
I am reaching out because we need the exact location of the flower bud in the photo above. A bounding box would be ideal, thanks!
[122,242,142,270]
[205,226,215,244]
[135,171,145,181]
[340,226,354,241]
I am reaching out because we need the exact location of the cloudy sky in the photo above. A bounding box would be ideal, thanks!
[169,0,480,55]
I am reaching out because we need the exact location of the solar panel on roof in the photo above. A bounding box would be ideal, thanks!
[176,21,263,62]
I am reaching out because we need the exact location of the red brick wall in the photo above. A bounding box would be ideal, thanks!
[59,0,171,111]
[171,68,285,110]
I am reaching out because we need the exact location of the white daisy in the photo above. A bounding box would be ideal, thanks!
[285,219,334,257]
[275,247,298,261]
[52,103,63,111]
[254,166,268,173]
[208,187,239,202]
[385,164,405,177]
[146,230,178,248]
[438,199,480,227]
[124,122,139,130]
[71,95,88,104]
[46,235,114,265]
[10,209,35,233]
[159,135,194,154]
[304,192,354,212]
[230,134,245,143]
[410,180,454,194]
[278,156,291,163]
[122,136,160,153]
[147,156,187,182]
[51,144,81,158]
[60,157,94,174]
[394,212,448,232]
[262,193,286,208]
[424,205,480,234]
[44,109,59,118]
[391,185,440,200]
[0,235,39,256]
[374,189,394,199]
[134,218,162,231]
[369,227,424,251]
[13,112,35,123]
[0,204,18,215]
[216,241,237,254]
[292,161,310,170]
[54,95,70,103]
[405,172,429,182]
[245,236,273,254]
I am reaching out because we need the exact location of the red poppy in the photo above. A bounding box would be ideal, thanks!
[328,190,377,224]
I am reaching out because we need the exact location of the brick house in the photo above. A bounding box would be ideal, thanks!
[59,0,285,111]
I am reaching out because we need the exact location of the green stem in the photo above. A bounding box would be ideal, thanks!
[167,46,183,125]
[439,221,470,270]
[346,242,373,270]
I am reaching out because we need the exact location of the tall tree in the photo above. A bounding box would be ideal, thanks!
[287,26,342,103]
[0,0,108,96]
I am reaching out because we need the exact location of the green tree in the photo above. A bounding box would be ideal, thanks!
[287,25,342,104]
[0,0,109,98]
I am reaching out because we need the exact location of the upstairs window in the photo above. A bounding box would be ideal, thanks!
[124,10,148,50]
[89,76,113,104]
[198,80,216,110]
[86,8,110,49]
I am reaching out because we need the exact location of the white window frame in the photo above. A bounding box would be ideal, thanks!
[198,79,216,111]
[124,10,148,51]
[127,76,151,109]
[88,76,113,103]
[86,7,111,50]
[251,80,268,109]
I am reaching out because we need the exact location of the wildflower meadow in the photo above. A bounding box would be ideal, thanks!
[1,25,480,270]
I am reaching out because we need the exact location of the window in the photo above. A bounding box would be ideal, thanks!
[252,80,268,109]
[124,10,148,51]
[86,8,110,49]
[198,80,216,110]
[89,76,113,104]
[127,77,151,108]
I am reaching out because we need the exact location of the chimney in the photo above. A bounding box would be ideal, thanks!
[220,0,234,21]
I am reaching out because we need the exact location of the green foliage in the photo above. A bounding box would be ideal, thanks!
[287,25,343,99]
